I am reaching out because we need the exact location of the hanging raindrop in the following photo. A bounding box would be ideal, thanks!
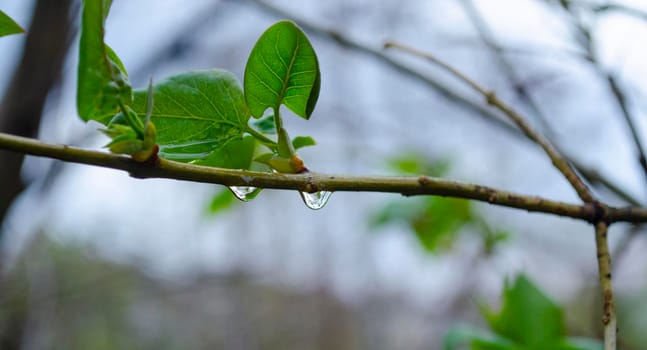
[228,186,262,201]
[299,191,332,210]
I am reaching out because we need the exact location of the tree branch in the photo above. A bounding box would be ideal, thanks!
[606,73,647,180]
[571,160,641,206]
[593,4,647,22]
[459,0,556,137]
[383,40,624,349]
[595,221,617,350]
[561,3,647,195]
[383,41,596,204]
[1,132,646,224]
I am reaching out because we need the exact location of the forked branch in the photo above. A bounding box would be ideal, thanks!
[384,41,596,204]
[383,40,618,349]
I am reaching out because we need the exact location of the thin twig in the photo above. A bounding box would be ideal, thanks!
[384,41,596,204]
[595,221,617,350]
[0,132,645,223]
[459,0,555,135]
[593,4,647,22]
[383,40,624,349]
[560,3,647,193]
[559,7,647,347]
[571,160,641,206]
[606,74,647,177]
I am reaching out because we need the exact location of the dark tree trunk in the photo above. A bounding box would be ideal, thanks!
[0,0,76,227]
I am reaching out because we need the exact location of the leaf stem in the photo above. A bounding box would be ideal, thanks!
[245,126,277,148]
[273,106,283,131]
[273,106,297,158]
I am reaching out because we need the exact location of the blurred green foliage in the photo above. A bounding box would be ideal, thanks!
[444,275,603,350]
[370,152,508,254]
[208,187,238,214]
[617,286,647,348]
[0,10,24,37]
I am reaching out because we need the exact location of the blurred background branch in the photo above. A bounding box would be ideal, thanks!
[458,0,556,136]
[554,0,647,188]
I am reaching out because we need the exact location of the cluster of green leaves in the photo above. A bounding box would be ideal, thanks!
[371,153,507,254]
[0,10,24,38]
[444,275,603,350]
[76,0,320,173]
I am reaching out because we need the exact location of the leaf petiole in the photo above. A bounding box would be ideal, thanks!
[272,106,283,131]
[244,126,277,149]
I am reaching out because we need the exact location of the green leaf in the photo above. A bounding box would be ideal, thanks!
[483,275,565,347]
[267,156,295,173]
[208,188,237,215]
[292,136,316,150]
[101,0,113,19]
[372,197,472,253]
[483,230,509,255]
[444,326,601,350]
[444,276,602,350]
[254,153,273,164]
[193,136,255,169]
[77,0,131,124]
[414,198,471,251]
[276,127,294,158]
[244,20,321,120]
[387,153,451,176]
[105,44,128,78]
[132,70,251,167]
[444,326,516,350]
[561,338,603,350]
[0,10,24,37]
[252,114,276,134]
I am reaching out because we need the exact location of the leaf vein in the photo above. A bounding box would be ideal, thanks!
[250,71,280,98]
[258,55,284,85]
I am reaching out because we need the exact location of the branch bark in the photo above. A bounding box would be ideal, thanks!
[595,221,617,350]
[1,132,647,225]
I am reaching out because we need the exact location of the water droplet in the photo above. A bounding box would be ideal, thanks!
[228,186,262,201]
[299,191,332,210]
